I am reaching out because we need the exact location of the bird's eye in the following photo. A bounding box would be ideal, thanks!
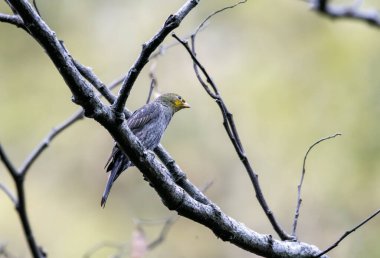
[177,96,182,100]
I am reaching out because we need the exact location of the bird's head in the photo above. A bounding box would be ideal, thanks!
[156,93,191,112]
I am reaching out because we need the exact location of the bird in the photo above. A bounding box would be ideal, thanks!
[101,93,190,207]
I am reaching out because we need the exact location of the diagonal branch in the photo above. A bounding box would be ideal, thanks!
[0,13,26,29]
[291,133,341,238]
[19,111,83,175]
[317,208,380,257]
[0,183,17,205]
[172,33,293,241]
[112,0,200,115]
[193,0,247,36]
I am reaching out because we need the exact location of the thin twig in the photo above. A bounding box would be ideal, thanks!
[193,0,247,35]
[19,110,84,175]
[316,208,380,257]
[147,216,179,250]
[112,0,199,114]
[146,62,158,104]
[139,180,213,250]
[0,145,18,178]
[4,0,18,16]
[173,33,293,241]
[310,0,380,27]
[32,0,41,17]
[0,183,17,205]
[291,133,342,238]
[18,74,125,176]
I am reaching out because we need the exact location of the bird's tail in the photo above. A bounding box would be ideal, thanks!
[101,145,130,208]
[101,167,119,208]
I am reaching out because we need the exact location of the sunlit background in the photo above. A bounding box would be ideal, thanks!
[1,0,380,257]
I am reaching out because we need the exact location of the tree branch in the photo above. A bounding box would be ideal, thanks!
[112,0,200,114]
[292,133,341,238]
[0,145,18,178]
[0,13,26,29]
[0,183,17,205]
[317,208,380,257]
[5,0,329,256]
[0,145,44,258]
[310,0,380,27]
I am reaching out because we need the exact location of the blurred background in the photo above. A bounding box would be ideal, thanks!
[1,0,380,257]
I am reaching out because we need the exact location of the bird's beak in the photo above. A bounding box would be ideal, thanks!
[182,101,191,108]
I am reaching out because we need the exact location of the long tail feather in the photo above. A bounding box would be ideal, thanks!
[101,168,118,208]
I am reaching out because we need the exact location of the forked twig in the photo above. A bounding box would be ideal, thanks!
[0,146,44,258]
[292,133,341,238]
[316,208,380,257]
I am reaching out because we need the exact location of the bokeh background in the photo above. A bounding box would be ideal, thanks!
[1,0,380,257]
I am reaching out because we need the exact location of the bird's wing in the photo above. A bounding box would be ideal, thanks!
[127,102,161,133]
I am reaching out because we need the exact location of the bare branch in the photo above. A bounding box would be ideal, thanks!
[172,33,294,241]
[317,208,380,257]
[291,133,342,238]
[0,13,25,28]
[19,71,124,176]
[112,0,200,114]
[19,111,84,175]
[146,62,158,104]
[74,60,118,105]
[141,181,212,250]
[310,0,380,27]
[0,183,17,205]
[32,0,41,17]
[193,0,247,35]
[0,144,44,258]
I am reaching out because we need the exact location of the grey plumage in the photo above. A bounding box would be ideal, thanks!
[101,93,190,207]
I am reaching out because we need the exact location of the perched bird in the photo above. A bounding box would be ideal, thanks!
[101,93,190,207]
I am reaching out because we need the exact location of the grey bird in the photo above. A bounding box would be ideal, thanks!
[101,93,190,207]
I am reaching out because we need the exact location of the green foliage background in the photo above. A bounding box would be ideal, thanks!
[1,0,380,257]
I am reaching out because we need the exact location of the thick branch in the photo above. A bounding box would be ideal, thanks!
[98,117,328,258]
[112,0,200,114]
